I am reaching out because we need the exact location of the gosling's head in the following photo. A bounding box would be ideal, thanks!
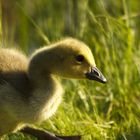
[29,38,107,83]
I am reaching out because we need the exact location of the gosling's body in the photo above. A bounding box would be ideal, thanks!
[0,38,106,138]
[0,48,63,135]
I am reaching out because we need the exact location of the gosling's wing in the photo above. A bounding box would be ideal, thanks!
[0,71,32,97]
[0,48,32,97]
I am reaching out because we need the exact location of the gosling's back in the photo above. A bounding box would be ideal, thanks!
[0,48,28,72]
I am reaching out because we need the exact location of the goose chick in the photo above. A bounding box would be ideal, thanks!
[0,38,106,138]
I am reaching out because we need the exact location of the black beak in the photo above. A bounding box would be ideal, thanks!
[85,67,107,83]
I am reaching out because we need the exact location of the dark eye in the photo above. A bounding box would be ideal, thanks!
[75,55,85,63]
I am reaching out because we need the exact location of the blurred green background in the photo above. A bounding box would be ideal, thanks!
[0,0,140,140]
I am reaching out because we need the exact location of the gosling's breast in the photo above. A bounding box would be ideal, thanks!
[41,86,63,120]
[27,79,63,124]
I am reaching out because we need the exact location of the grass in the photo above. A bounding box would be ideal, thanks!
[1,0,140,140]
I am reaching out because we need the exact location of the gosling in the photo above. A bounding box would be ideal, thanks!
[0,38,106,140]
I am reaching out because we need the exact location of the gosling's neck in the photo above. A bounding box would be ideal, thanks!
[28,46,55,86]
[27,55,63,122]
[27,46,63,97]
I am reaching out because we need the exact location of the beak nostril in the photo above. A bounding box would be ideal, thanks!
[92,67,100,77]
[94,70,100,76]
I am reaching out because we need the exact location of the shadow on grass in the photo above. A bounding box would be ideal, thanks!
[116,127,140,140]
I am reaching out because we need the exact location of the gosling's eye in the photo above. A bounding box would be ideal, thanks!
[75,55,85,63]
